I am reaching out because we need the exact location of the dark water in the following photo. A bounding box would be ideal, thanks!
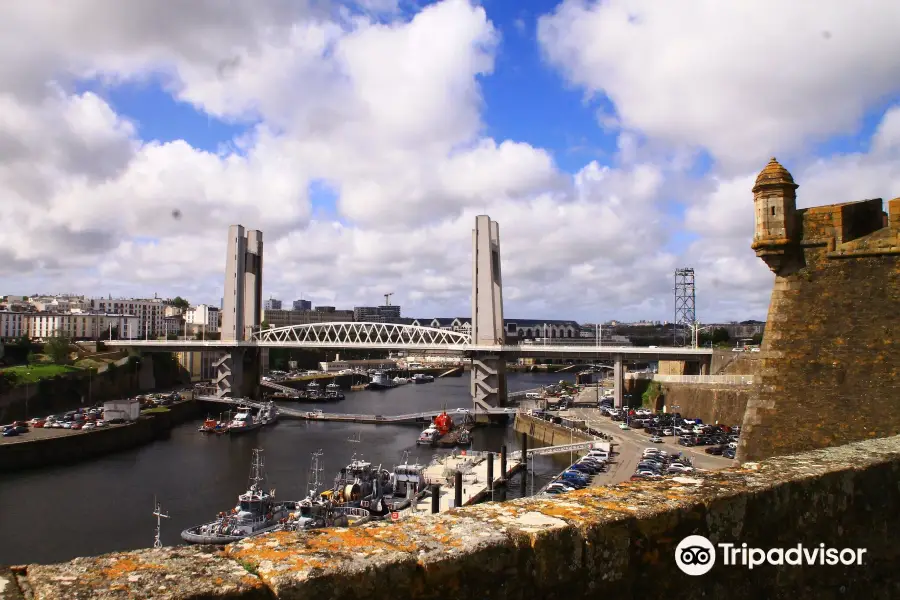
[0,372,575,565]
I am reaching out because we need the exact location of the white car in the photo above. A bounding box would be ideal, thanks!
[619,423,630,430]
[81,422,97,431]
[649,436,663,443]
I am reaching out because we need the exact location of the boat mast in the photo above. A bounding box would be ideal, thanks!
[152,499,169,549]
[249,448,265,492]
[308,450,324,498]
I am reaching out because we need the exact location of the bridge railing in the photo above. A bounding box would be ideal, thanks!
[626,374,755,385]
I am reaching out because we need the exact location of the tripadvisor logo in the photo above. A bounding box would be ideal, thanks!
[675,535,867,576]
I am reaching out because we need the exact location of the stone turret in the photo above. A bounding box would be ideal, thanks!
[751,157,799,274]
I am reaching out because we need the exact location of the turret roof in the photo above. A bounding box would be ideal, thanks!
[754,157,798,191]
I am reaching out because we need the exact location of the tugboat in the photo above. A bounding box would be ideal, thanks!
[306,381,321,399]
[324,383,345,400]
[383,452,429,511]
[367,371,396,390]
[281,451,371,531]
[327,454,393,517]
[259,402,279,426]
[226,406,262,434]
[181,449,291,544]
[198,417,219,434]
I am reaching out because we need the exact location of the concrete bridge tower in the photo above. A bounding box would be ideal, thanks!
[470,215,508,410]
[217,225,263,399]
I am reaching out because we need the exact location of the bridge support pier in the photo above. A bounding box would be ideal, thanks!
[613,355,624,409]
[214,348,261,399]
[471,353,507,411]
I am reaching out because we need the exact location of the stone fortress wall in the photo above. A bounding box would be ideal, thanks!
[738,158,900,461]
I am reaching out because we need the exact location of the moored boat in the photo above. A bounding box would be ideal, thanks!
[367,371,396,390]
[198,418,218,433]
[416,425,440,446]
[226,406,262,434]
[411,373,434,384]
[181,449,290,544]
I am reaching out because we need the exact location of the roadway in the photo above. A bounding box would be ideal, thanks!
[559,389,736,486]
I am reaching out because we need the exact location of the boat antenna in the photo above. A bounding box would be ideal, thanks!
[152,498,169,549]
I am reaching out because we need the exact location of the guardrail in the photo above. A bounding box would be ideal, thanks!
[625,374,755,385]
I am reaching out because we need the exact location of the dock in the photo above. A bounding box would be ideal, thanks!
[406,451,523,516]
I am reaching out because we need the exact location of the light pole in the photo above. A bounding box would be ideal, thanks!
[671,404,681,435]
[25,371,31,419]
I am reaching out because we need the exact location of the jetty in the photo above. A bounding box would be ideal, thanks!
[406,451,524,515]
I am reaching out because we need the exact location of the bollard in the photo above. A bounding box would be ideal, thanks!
[500,444,507,481]
[520,432,528,496]
[486,452,494,493]
[431,484,440,514]
[454,470,463,508]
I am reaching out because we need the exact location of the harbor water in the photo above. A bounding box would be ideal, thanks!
[0,372,576,565]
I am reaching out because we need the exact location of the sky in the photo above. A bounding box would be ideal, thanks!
[2,0,900,323]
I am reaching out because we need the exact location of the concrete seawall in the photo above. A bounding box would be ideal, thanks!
[513,413,594,445]
[0,400,199,472]
[660,383,753,426]
[4,434,897,599]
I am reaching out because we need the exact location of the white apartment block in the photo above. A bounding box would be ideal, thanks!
[185,304,220,332]
[0,311,26,340]
[24,313,141,340]
[89,298,166,337]
[30,295,90,313]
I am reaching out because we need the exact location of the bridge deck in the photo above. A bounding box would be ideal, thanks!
[194,396,515,424]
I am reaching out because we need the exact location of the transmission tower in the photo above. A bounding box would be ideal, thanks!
[673,268,696,347]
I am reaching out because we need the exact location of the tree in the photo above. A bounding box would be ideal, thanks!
[751,332,764,345]
[45,330,73,364]
[260,320,271,331]
[711,327,731,345]
[641,381,663,409]
[171,296,190,310]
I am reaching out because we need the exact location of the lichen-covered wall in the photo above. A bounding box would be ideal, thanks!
[739,214,900,462]
[6,434,899,600]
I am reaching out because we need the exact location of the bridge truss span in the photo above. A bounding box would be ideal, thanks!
[252,321,472,350]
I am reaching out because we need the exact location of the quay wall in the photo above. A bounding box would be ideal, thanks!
[0,400,199,472]
[0,354,186,423]
[659,383,753,427]
[6,434,898,600]
[513,413,594,446]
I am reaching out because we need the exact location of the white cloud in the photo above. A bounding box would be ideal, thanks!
[1,0,686,323]
[538,0,900,171]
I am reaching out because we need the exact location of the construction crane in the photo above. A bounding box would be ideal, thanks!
[384,292,394,306]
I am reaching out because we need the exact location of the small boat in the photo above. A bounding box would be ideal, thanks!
[367,371,396,390]
[411,373,434,384]
[281,451,372,530]
[324,383,345,400]
[392,376,409,385]
[259,402,278,426]
[416,425,440,446]
[181,449,290,544]
[227,407,262,434]
[198,418,218,433]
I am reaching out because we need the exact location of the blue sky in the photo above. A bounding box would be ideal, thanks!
[9,0,898,323]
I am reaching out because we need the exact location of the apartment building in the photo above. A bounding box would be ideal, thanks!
[0,311,26,340]
[89,297,166,337]
[24,313,141,340]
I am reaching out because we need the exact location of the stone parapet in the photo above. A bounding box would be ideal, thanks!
[5,434,899,600]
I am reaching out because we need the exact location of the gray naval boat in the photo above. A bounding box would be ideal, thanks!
[181,448,293,544]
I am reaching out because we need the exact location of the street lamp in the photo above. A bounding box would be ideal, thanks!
[25,371,31,419]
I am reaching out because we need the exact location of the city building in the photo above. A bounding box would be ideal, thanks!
[23,313,141,340]
[262,308,354,329]
[292,299,312,311]
[0,311,26,340]
[222,225,263,341]
[88,297,166,338]
[30,294,90,313]
[264,298,282,310]
[185,304,220,333]
[175,351,218,381]
[352,305,402,322]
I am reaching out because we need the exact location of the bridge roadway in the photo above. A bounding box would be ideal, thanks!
[195,395,516,424]
[109,339,712,361]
